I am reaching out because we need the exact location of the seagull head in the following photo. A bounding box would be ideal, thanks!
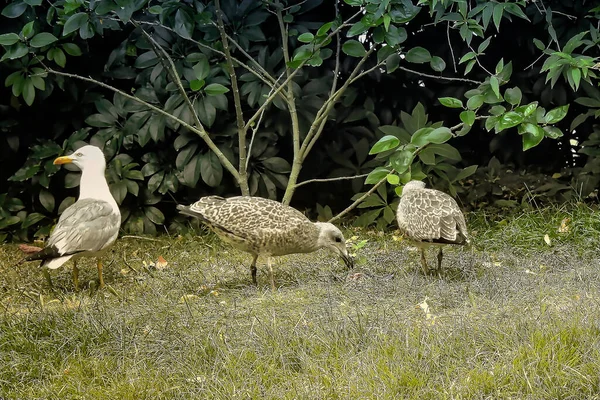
[315,222,354,269]
[53,145,107,172]
[402,180,426,194]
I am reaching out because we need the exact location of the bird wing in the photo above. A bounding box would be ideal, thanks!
[400,190,468,244]
[179,196,315,254]
[44,198,120,260]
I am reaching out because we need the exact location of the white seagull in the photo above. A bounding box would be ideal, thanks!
[20,145,121,290]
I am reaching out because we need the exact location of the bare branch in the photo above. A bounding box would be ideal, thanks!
[328,174,389,223]
[43,67,241,181]
[295,173,370,189]
[132,21,205,136]
[301,47,377,160]
[215,0,249,194]
[447,22,457,73]
[130,19,278,94]
[398,65,482,84]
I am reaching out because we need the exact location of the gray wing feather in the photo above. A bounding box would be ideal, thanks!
[398,189,468,243]
[48,198,120,255]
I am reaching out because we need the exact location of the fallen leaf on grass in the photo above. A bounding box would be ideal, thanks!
[155,255,168,270]
[417,297,437,323]
[543,234,551,246]
[558,218,570,233]
[347,272,364,281]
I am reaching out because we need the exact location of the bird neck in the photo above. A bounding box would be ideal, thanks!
[78,166,119,211]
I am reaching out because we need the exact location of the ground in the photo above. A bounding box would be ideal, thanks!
[2,205,600,399]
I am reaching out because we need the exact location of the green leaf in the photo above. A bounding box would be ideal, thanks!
[0,33,20,45]
[62,43,82,56]
[428,143,461,160]
[430,56,446,72]
[149,5,163,14]
[58,197,75,214]
[498,112,524,130]
[504,87,522,106]
[410,127,434,146]
[365,167,390,184]
[297,32,314,43]
[492,3,504,31]
[22,79,35,106]
[439,97,463,108]
[63,12,89,36]
[39,189,54,212]
[466,95,484,110]
[347,21,368,37]
[533,38,545,50]
[489,76,500,98]
[455,165,478,181]
[22,213,45,229]
[342,40,366,57]
[458,52,476,64]
[390,150,414,174]
[174,9,194,39]
[0,216,21,230]
[544,105,569,124]
[110,181,127,205]
[521,124,544,150]
[386,174,400,185]
[369,135,400,154]
[144,206,164,224]
[418,148,436,165]
[21,21,34,39]
[426,127,452,144]
[405,47,431,63]
[543,126,563,139]
[262,157,291,173]
[204,83,229,96]
[478,37,491,53]
[2,1,27,18]
[30,32,58,48]
[53,48,66,67]
[200,151,223,187]
[190,79,204,91]
[460,110,476,126]
[192,55,210,80]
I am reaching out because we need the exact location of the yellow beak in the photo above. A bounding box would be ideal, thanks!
[53,156,74,165]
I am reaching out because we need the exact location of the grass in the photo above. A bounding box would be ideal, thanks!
[3,204,600,398]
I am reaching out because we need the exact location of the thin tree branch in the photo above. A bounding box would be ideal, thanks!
[215,0,249,194]
[132,21,205,137]
[244,9,363,131]
[130,19,279,94]
[276,5,301,158]
[328,174,389,223]
[398,65,482,84]
[43,67,241,181]
[447,22,457,73]
[295,173,370,188]
[301,47,377,161]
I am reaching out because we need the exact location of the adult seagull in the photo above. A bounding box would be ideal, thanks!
[20,145,121,289]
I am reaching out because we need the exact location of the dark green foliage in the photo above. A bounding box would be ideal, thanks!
[1,0,600,239]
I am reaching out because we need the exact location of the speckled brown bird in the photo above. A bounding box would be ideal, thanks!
[396,180,469,274]
[177,196,353,289]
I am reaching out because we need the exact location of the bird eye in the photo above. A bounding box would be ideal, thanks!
[76,152,83,157]
[334,236,342,243]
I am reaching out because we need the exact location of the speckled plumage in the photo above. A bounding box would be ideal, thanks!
[178,196,353,289]
[397,180,469,273]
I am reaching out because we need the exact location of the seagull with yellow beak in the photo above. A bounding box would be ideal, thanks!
[20,145,121,290]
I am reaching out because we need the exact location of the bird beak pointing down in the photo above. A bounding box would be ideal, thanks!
[53,156,74,165]
[340,248,354,269]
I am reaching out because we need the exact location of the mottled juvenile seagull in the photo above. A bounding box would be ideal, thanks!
[177,196,353,289]
[20,145,121,289]
[396,180,469,274]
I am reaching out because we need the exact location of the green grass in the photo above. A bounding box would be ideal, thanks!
[3,204,600,399]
